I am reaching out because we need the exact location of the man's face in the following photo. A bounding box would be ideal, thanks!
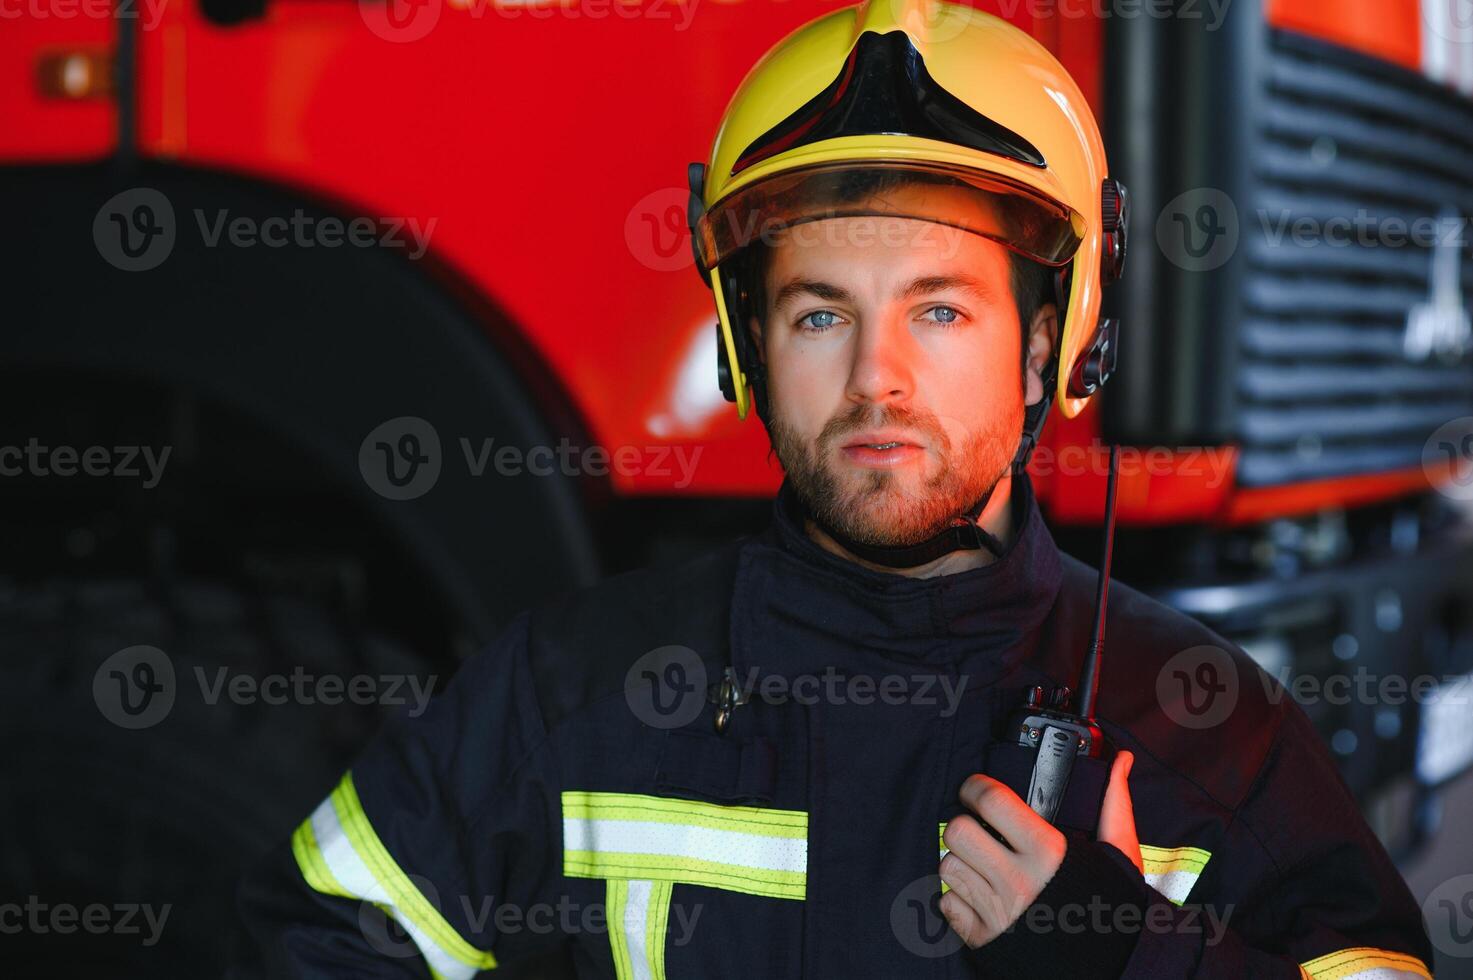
[754,213,1050,548]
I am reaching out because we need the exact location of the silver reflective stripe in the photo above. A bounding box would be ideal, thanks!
[292,773,497,979]
[308,797,479,980]
[564,818,807,874]
[562,791,807,901]
[1139,844,1210,906]
[624,880,657,980]
[606,878,672,980]
[1142,866,1200,905]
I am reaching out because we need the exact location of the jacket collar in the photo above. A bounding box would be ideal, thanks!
[729,472,1064,684]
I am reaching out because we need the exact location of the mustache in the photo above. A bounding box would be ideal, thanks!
[819,404,950,452]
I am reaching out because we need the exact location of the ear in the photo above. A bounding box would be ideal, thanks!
[1023,303,1058,407]
[747,314,765,364]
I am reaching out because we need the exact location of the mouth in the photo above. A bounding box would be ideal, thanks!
[839,430,925,467]
[842,430,923,450]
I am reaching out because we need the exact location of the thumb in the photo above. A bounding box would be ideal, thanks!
[1097,750,1143,874]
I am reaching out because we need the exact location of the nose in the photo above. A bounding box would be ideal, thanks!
[845,313,915,408]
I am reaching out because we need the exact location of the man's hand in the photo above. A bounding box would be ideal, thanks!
[1098,750,1142,874]
[939,750,1139,948]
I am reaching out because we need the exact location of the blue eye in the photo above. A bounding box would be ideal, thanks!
[925,306,961,325]
[800,310,839,331]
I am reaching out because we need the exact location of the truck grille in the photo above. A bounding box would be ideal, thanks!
[1238,30,1473,487]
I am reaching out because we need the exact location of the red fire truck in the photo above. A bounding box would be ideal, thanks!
[3,0,1473,973]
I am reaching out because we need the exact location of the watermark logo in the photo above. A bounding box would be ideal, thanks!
[1257,208,1468,256]
[1424,873,1473,958]
[0,439,171,488]
[0,897,170,947]
[1157,188,1238,272]
[94,188,176,272]
[193,209,436,258]
[624,645,708,729]
[94,189,436,271]
[886,0,969,43]
[360,873,445,960]
[93,646,438,728]
[357,876,704,956]
[360,416,443,501]
[990,0,1234,30]
[682,203,973,275]
[3,0,171,29]
[491,0,700,27]
[1028,440,1234,488]
[1424,416,1473,502]
[892,874,964,958]
[93,645,176,730]
[360,0,698,39]
[626,187,694,274]
[729,666,968,716]
[360,0,442,41]
[1156,645,1239,730]
[359,418,705,499]
[1420,0,1473,48]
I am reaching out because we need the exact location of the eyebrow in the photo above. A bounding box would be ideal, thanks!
[772,278,853,308]
[897,274,997,304]
[770,274,998,309]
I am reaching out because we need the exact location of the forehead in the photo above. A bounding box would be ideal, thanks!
[763,212,1013,292]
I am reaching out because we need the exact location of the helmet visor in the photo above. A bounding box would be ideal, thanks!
[696,161,1085,273]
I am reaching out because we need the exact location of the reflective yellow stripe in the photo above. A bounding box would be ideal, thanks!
[938,822,951,894]
[606,879,672,980]
[331,774,497,971]
[562,792,807,837]
[562,791,807,901]
[566,851,804,900]
[1299,947,1432,980]
[292,817,352,899]
[291,771,498,976]
[607,880,633,979]
[1139,844,1211,906]
[646,880,671,980]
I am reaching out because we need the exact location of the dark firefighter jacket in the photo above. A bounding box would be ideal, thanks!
[236,474,1436,979]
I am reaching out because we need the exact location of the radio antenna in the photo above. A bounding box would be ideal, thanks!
[1076,445,1120,723]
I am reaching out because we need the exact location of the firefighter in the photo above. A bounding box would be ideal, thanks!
[235,1,1436,976]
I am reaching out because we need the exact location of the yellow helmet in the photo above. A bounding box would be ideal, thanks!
[687,0,1127,428]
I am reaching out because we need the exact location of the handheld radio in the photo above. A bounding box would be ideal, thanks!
[1006,445,1121,824]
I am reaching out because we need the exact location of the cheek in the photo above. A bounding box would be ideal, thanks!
[918,333,1020,428]
[769,345,841,430]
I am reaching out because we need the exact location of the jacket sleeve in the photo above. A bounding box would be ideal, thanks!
[1119,698,1435,979]
[233,609,566,978]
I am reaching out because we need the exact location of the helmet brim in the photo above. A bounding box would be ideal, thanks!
[695,159,1085,272]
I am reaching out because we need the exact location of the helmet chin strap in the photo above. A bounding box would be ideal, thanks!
[796,363,1058,570]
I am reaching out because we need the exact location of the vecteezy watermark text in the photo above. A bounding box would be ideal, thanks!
[0,438,170,488]
[192,209,436,258]
[93,645,438,730]
[358,416,704,500]
[0,897,171,947]
[94,188,438,272]
[194,666,437,716]
[624,645,969,730]
[1028,440,1234,487]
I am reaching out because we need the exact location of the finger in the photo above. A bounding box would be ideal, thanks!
[939,887,992,949]
[1098,750,1143,874]
[942,814,1012,883]
[939,851,1011,936]
[959,773,1058,856]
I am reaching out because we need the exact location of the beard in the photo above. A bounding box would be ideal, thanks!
[766,397,1021,548]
